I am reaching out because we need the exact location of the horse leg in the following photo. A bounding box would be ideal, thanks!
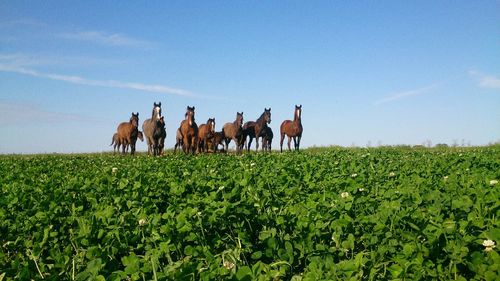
[174,139,179,152]
[292,137,297,151]
[192,136,198,154]
[296,135,301,150]
[234,137,240,154]
[183,136,191,154]
[280,133,285,153]
[287,136,292,151]
[247,137,253,152]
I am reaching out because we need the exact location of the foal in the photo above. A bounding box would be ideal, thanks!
[198,118,216,153]
[280,105,303,152]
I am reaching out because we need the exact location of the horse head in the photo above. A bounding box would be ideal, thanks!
[186,106,195,126]
[208,118,216,133]
[152,102,162,120]
[157,116,165,127]
[264,108,272,124]
[236,112,244,127]
[295,105,302,119]
[130,112,139,127]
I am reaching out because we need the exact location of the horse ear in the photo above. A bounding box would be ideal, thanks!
[159,102,161,107]
[300,104,302,108]
[192,106,195,110]
[154,102,157,106]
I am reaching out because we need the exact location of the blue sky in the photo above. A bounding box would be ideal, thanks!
[0,1,499,153]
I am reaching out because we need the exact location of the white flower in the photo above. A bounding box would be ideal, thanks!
[138,218,147,226]
[341,192,349,198]
[490,180,498,186]
[389,172,396,177]
[443,176,449,181]
[250,162,256,167]
[358,188,365,192]
[483,239,496,252]
[223,260,235,270]
[351,173,358,178]
[112,167,118,174]
[218,186,225,191]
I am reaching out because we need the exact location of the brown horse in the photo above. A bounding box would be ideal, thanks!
[142,102,162,155]
[243,108,271,151]
[280,105,302,152]
[152,116,166,156]
[261,126,273,152]
[198,118,215,153]
[179,106,198,154]
[116,112,139,155]
[174,128,183,153]
[222,112,244,153]
[111,131,143,153]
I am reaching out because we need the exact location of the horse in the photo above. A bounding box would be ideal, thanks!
[261,126,273,152]
[198,118,216,153]
[179,106,198,154]
[111,131,143,153]
[116,112,139,155]
[174,128,183,153]
[222,112,244,153]
[152,116,166,156]
[280,105,303,152]
[208,131,225,152]
[142,102,163,156]
[243,108,271,151]
[241,122,255,151]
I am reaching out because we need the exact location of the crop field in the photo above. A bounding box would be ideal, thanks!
[1,147,499,280]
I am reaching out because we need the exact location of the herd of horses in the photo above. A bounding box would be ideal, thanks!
[110,102,303,155]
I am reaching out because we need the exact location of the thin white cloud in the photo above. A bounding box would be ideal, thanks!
[59,31,155,48]
[0,100,91,126]
[469,70,500,90]
[0,18,48,28]
[0,62,196,97]
[374,82,441,105]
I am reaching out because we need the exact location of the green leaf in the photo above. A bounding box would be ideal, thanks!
[235,266,252,281]
[388,263,403,278]
[251,251,262,260]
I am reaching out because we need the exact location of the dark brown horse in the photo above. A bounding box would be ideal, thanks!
[280,105,302,152]
[198,118,215,153]
[152,116,166,156]
[179,106,198,154]
[209,131,225,152]
[243,108,271,151]
[222,112,244,153]
[261,126,273,152]
[117,112,139,155]
[142,102,162,155]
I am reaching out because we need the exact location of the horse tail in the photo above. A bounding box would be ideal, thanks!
[110,135,115,146]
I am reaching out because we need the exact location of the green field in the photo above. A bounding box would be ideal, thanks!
[1,147,499,280]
